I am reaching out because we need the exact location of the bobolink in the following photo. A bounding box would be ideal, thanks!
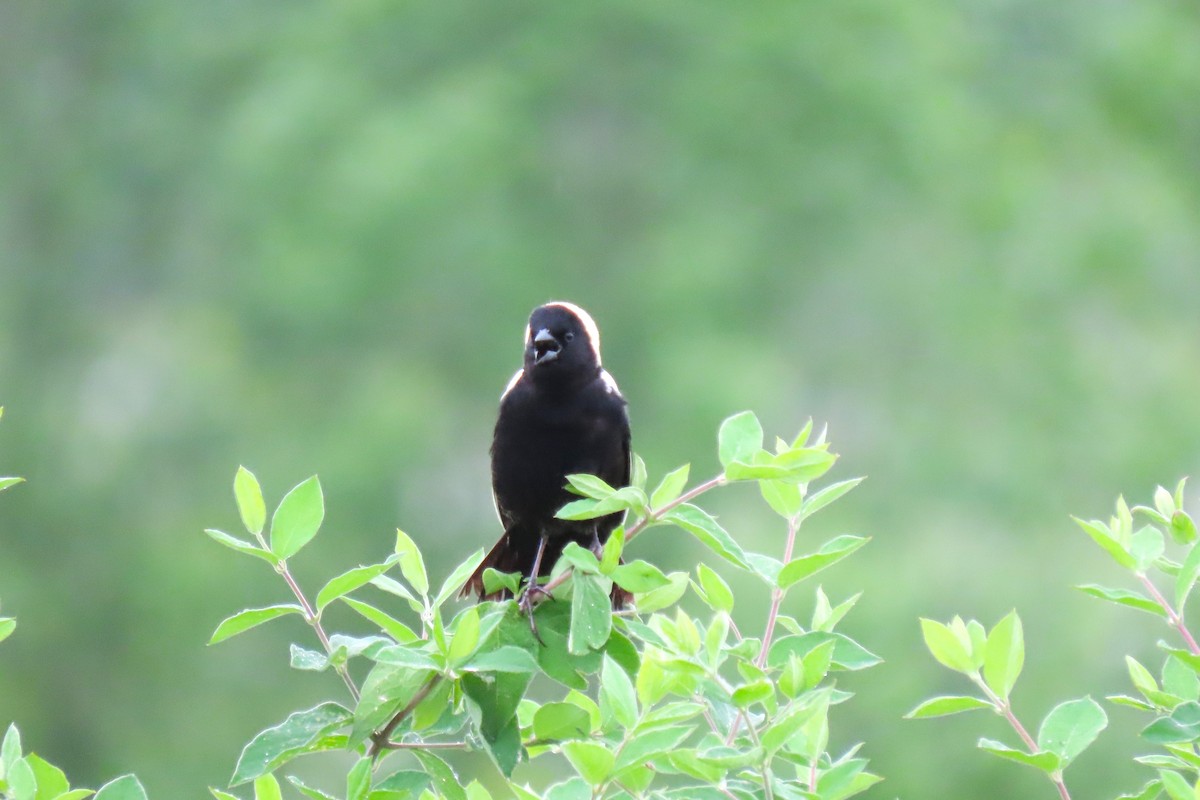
[462,301,632,612]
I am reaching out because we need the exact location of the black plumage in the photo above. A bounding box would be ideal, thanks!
[462,301,632,609]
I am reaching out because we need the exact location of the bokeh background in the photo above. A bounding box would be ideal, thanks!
[3,1,1200,797]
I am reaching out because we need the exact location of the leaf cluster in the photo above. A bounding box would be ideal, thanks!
[205,411,879,800]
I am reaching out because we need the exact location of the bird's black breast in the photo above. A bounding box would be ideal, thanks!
[490,375,630,535]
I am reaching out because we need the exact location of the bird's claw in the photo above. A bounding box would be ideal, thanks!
[518,582,551,645]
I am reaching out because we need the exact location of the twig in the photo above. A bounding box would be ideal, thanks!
[248,528,362,704]
[1138,573,1200,656]
[974,677,1070,800]
[727,511,801,744]
[277,564,361,703]
[370,674,443,757]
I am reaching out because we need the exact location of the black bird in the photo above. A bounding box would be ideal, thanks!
[462,301,632,613]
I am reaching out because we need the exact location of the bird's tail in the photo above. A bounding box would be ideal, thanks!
[460,530,526,601]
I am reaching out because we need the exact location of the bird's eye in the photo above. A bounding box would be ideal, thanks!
[564,332,575,342]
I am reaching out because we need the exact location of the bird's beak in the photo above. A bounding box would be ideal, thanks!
[532,328,561,365]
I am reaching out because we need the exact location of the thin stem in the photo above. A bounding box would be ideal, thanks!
[277,563,361,704]
[1138,573,1200,656]
[973,677,1069,800]
[626,473,729,544]
[727,511,801,744]
[370,674,443,757]
[540,473,729,597]
[756,513,801,670]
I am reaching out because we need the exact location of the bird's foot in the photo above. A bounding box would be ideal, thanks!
[518,582,552,644]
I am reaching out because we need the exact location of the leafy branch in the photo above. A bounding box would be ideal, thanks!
[204,410,881,800]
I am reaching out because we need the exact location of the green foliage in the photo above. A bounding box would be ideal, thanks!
[912,610,1108,796]
[1072,485,1200,800]
[911,483,1200,799]
[207,411,878,798]
[0,721,145,800]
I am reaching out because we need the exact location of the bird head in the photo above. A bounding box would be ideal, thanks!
[523,301,603,381]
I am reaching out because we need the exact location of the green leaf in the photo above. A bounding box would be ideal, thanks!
[204,529,280,566]
[562,741,615,785]
[290,645,328,671]
[812,589,861,633]
[253,774,282,800]
[920,618,975,674]
[599,527,624,574]
[761,691,828,754]
[983,611,1024,702]
[6,756,35,800]
[210,789,243,800]
[557,487,647,520]
[284,776,338,800]
[1164,656,1200,702]
[372,643,440,671]
[463,645,540,673]
[569,573,613,655]
[759,479,804,519]
[630,453,647,491]
[1114,780,1165,800]
[650,464,691,509]
[412,752,466,800]
[800,477,864,520]
[231,703,352,785]
[634,571,689,614]
[732,679,774,707]
[0,617,15,643]
[209,605,303,645]
[777,535,869,590]
[1142,701,1200,744]
[533,703,592,741]
[26,753,69,799]
[718,411,763,468]
[1159,770,1194,800]
[346,757,371,800]
[695,564,733,612]
[977,738,1061,772]
[1037,696,1108,765]
[340,598,418,643]
[316,560,397,612]
[600,654,638,730]
[557,542,602,575]
[664,504,750,570]
[1076,585,1167,618]
[1176,543,1200,610]
[905,695,993,719]
[615,726,692,771]
[371,771,430,796]
[394,529,429,596]
[269,476,324,560]
[0,477,25,492]
[565,473,618,499]
[1131,526,1166,572]
[768,632,882,671]
[1073,516,1137,570]
[234,466,267,537]
[482,568,522,597]
[434,549,485,608]
[93,775,148,800]
[2,722,22,773]
[1171,511,1198,546]
[610,560,669,593]
[447,606,481,665]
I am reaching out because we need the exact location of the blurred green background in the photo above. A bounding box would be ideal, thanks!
[3,1,1200,797]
